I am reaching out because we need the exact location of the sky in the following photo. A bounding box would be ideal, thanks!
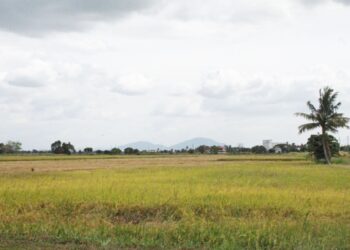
[0,0,350,150]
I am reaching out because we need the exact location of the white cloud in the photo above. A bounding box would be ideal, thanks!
[5,60,57,88]
[198,68,350,117]
[111,74,154,95]
[198,70,260,99]
[152,96,203,117]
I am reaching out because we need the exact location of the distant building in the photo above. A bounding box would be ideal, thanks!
[218,146,226,154]
[273,146,283,154]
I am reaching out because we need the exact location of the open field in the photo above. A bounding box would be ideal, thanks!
[0,154,350,249]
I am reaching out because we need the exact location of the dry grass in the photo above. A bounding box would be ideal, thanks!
[0,154,307,174]
[0,154,349,249]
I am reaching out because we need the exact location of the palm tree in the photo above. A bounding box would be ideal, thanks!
[296,87,349,164]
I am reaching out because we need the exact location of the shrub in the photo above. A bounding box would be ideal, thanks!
[307,134,339,161]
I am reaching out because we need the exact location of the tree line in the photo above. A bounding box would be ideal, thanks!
[0,87,348,165]
[1,138,348,161]
[0,141,22,154]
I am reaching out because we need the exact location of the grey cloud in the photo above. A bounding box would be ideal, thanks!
[0,0,156,35]
[158,0,284,25]
[335,0,350,4]
[298,0,350,6]
[7,77,44,88]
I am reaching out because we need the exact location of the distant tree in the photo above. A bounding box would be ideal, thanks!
[111,148,122,155]
[251,145,267,154]
[340,145,350,152]
[0,143,5,154]
[0,141,22,154]
[296,87,349,164]
[61,142,75,155]
[51,140,75,155]
[196,145,209,154]
[51,140,63,154]
[307,134,340,161]
[6,141,22,153]
[124,147,139,155]
[124,147,133,154]
[210,146,220,154]
[188,149,195,154]
[299,144,308,152]
[84,147,93,154]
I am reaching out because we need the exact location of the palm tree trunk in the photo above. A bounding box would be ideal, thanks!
[322,130,331,165]
[325,135,332,164]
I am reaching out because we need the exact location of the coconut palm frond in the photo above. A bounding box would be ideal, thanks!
[295,112,317,121]
[306,101,317,113]
[297,86,349,133]
[298,123,319,134]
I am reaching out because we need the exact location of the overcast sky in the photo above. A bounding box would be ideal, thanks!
[1,0,350,150]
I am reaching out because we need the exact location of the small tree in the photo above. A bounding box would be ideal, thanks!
[196,145,209,154]
[84,147,93,154]
[111,148,122,155]
[251,145,267,154]
[51,140,75,155]
[0,141,22,154]
[51,140,63,154]
[124,147,136,155]
[210,146,221,154]
[62,143,75,155]
[5,141,22,153]
[307,134,340,161]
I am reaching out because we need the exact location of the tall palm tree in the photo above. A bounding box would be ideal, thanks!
[296,87,349,164]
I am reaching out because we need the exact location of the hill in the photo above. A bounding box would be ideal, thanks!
[119,141,167,151]
[170,137,224,150]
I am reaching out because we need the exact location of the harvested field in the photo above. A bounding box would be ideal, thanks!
[0,154,349,249]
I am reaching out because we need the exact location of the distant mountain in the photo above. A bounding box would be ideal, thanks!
[119,141,167,151]
[169,137,225,150]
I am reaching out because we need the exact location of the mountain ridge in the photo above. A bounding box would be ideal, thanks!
[119,137,225,151]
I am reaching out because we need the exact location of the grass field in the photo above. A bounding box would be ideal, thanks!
[0,154,349,249]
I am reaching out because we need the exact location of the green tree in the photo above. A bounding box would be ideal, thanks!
[307,134,340,161]
[61,143,75,155]
[251,145,267,154]
[124,147,139,155]
[51,140,63,154]
[210,146,220,154]
[84,147,93,154]
[111,148,122,155]
[196,145,209,154]
[51,140,75,155]
[0,141,22,154]
[296,87,349,164]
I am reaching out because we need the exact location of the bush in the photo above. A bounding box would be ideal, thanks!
[251,145,267,154]
[307,134,339,161]
[124,147,139,155]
